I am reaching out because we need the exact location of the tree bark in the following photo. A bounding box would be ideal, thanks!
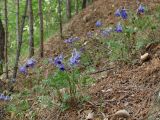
[13,0,28,79]
[28,0,34,58]
[38,0,44,57]
[82,0,87,9]
[4,0,9,78]
[75,0,78,14]
[66,0,71,19]
[58,0,63,39]
[0,17,5,75]
[16,0,20,45]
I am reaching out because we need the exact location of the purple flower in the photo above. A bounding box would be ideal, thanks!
[137,4,145,14]
[0,93,11,101]
[80,47,85,52]
[64,38,73,43]
[72,37,80,41]
[120,8,128,19]
[101,30,109,37]
[26,58,36,68]
[115,9,121,17]
[95,20,102,27]
[4,96,11,101]
[87,31,94,38]
[48,58,54,64]
[53,54,65,71]
[19,66,27,74]
[64,37,80,44]
[69,49,80,66]
[101,27,112,37]
[54,54,63,65]
[59,64,65,71]
[115,23,123,32]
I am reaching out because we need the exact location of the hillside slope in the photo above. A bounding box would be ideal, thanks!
[41,0,160,120]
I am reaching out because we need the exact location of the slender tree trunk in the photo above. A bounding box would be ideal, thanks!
[28,0,34,58]
[13,0,20,80]
[82,0,87,9]
[58,0,63,39]
[75,0,78,14]
[66,0,71,19]
[16,0,20,45]
[38,0,44,57]
[13,0,28,79]
[0,59,2,75]
[0,17,5,75]
[4,0,8,78]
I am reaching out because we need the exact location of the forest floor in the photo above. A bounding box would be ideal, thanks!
[1,0,160,120]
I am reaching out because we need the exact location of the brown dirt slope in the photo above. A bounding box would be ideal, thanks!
[55,45,159,120]
[44,0,160,56]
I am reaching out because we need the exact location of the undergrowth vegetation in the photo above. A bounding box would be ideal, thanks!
[2,3,160,120]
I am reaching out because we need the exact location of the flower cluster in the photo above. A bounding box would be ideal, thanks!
[54,54,65,71]
[85,4,145,38]
[64,37,80,44]
[49,54,65,71]
[115,8,128,19]
[115,4,145,19]
[0,93,11,101]
[50,49,81,71]
[19,58,36,74]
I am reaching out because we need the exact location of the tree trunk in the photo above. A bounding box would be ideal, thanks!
[13,0,20,80]
[82,0,87,9]
[16,0,20,45]
[0,17,5,75]
[13,0,28,79]
[58,0,63,39]
[75,0,78,14]
[38,0,44,57]
[28,0,34,58]
[66,0,71,19]
[4,0,9,78]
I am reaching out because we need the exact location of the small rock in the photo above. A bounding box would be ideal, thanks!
[101,88,112,93]
[83,41,88,46]
[114,109,130,119]
[59,88,67,95]
[83,14,91,22]
[140,53,150,61]
[86,112,94,120]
